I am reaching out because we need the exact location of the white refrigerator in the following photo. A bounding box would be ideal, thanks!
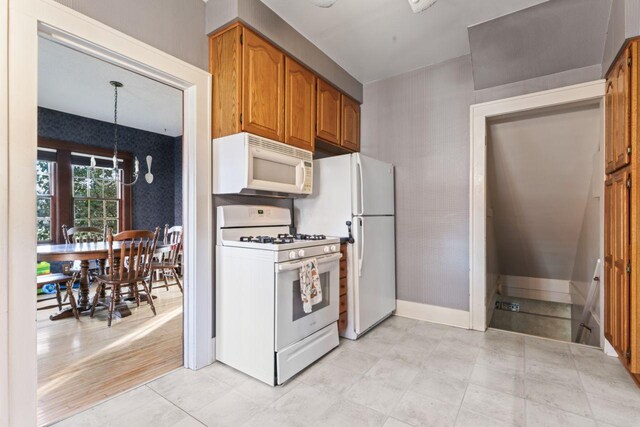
[295,153,396,339]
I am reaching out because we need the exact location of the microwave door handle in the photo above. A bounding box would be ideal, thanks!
[298,163,306,191]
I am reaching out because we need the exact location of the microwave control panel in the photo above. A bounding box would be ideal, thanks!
[303,162,313,194]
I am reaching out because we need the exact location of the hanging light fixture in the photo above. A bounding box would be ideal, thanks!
[87,81,140,190]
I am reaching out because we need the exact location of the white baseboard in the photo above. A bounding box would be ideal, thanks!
[604,339,618,357]
[395,300,470,329]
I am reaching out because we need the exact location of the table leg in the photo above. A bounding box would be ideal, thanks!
[78,260,91,307]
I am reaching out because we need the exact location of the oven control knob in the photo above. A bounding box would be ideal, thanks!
[323,246,330,253]
[298,249,305,257]
[289,251,297,259]
[330,245,337,252]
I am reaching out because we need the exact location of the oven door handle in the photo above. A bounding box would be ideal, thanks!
[276,253,342,272]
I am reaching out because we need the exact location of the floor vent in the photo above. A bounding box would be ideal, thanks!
[495,301,520,312]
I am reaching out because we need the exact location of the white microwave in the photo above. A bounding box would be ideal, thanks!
[213,133,313,197]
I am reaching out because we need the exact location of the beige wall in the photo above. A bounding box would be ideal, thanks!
[361,55,475,311]
[361,54,603,311]
[602,0,640,74]
[53,0,208,70]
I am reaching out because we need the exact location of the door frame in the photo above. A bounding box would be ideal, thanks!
[469,80,606,332]
[3,1,213,425]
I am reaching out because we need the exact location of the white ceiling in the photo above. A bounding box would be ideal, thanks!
[259,0,549,83]
[487,103,601,280]
[38,37,183,137]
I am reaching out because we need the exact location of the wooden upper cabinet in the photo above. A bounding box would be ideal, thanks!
[242,28,286,142]
[285,58,316,152]
[316,79,341,145]
[341,95,360,151]
[210,23,359,153]
[605,79,615,173]
[210,24,242,139]
[606,47,631,174]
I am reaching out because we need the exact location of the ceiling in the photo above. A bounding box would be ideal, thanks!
[38,37,183,137]
[487,103,601,280]
[468,0,611,90]
[259,0,549,83]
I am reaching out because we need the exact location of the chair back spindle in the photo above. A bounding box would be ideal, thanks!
[107,228,159,282]
[165,226,183,266]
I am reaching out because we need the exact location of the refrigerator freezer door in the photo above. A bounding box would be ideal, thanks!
[352,215,396,334]
[352,154,395,216]
[294,155,352,237]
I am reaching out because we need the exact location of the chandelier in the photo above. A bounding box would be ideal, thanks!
[86,81,140,190]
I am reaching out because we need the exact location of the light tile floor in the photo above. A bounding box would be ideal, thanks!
[54,316,640,427]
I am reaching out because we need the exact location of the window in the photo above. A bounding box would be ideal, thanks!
[36,160,55,243]
[72,165,121,233]
[37,138,133,243]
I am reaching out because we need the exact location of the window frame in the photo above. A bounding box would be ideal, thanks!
[35,159,56,244]
[38,137,133,243]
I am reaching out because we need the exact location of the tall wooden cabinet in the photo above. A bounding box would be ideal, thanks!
[210,22,361,154]
[605,39,640,381]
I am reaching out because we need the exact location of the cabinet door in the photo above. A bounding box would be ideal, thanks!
[211,24,242,139]
[605,79,616,173]
[341,95,360,151]
[242,28,285,142]
[608,169,631,361]
[613,49,631,172]
[604,177,614,345]
[316,79,341,145]
[285,57,315,152]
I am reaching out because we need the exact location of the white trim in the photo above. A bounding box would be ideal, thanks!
[395,300,470,329]
[469,80,606,332]
[6,0,213,424]
[0,0,8,424]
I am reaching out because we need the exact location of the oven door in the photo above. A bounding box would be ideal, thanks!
[275,253,341,350]
[247,146,312,195]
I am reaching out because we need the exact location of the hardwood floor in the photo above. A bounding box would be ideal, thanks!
[37,283,183,426]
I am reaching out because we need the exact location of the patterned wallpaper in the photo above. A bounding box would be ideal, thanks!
[38,107,182,234]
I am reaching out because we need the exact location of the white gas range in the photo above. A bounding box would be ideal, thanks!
[215,205,341,386]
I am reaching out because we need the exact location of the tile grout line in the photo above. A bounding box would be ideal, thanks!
[144,384,207,427]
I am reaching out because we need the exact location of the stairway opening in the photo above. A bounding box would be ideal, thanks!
[485,101,604,347]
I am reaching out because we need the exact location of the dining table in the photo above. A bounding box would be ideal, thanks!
[37,241,171,321]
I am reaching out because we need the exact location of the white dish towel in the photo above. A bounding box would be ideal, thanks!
[299,258,322,313]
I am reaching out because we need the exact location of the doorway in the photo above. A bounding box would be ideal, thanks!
[469,81,606,347]
[484,103,603,346]
[4,2,213,425]
[35,35,185,425]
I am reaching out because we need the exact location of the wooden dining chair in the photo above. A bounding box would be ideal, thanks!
[36,272,80,319]
[151,225,183,294]
[90,228,159,327]
[62,224,107,243]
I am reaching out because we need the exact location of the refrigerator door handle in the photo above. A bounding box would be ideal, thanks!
[358,218,364,277]
[356,156,364,216]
